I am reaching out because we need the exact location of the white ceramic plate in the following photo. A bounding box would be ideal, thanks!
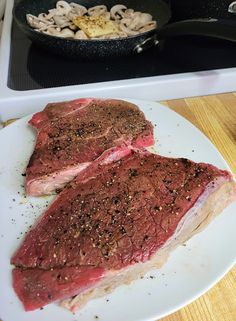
[0,99,235,321]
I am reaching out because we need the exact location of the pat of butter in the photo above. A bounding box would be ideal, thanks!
[73,16,118,38]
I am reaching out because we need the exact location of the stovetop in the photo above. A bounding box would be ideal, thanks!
[1,0,236,121]
[8,20,236,91]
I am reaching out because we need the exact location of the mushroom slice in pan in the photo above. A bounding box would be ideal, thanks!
[74,30,88,39]
[59,28,75,38]
[69,3,87,16]
[37,13,54,24]
[88,5,108,17]
[110,4,127,20]
[101,12,111,20]
[137,13,153,29]
[118,22,139,36]
[43,26,74,38]
[26,14,52,30]
[123,8,135,19]
[138,13,153,29]
[67,10,78,21]
[128,12,152,31]
[46,8,61,19]
[56,1,72,15]
[68,23,78,30]
[139,21,157,33]
[26,14,38,28]
[36,24,58,32]
[42,26,62,37]
[53,14,70,28]
[120,17,132,26]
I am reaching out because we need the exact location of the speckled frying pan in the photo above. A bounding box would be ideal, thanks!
[13,0,236,59]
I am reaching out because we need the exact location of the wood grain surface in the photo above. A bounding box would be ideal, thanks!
[159,93,236,321]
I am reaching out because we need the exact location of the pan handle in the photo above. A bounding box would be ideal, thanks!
[155,18,236,42]
[134,35,159,54]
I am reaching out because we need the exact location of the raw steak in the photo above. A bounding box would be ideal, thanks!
[12,151,236,311]
[26,98,154,196]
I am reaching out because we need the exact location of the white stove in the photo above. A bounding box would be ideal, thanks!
[1,0,236,121]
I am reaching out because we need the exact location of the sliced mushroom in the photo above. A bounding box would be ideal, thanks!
[53,14,70,28]
[69,3,87,16]
[228,1,236,13]
[128,12,143,30]
[38,13,54,24]
[139,21,157,33]
[88,5,108,17]
[121,11,152,31]
[74,30,88,39]
[43,26,62,37]
[38,13,47,19]
[26,14,50,29]
[120,17,132,27]
[136,13,153,29]
[67,10,78,21]
[26,14,37,28]
[36,24,58,32]
[45,8,61,19]
[123,8,134,19]
[43,26,74,38]
[119,22,139,36]
[110,4,127,20]
[59,28,75,38]
[68,22,78,30]
[56,1,71,15]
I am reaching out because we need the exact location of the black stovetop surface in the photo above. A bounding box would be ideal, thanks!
[8,15,236,91]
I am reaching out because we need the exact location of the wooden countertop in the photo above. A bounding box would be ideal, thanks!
[159,93,236,321]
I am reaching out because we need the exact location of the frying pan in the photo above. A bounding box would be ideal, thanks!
[13,0,236,59]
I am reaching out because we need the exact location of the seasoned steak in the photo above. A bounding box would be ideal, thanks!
[26,98,154,196]
[12,151,236,311]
